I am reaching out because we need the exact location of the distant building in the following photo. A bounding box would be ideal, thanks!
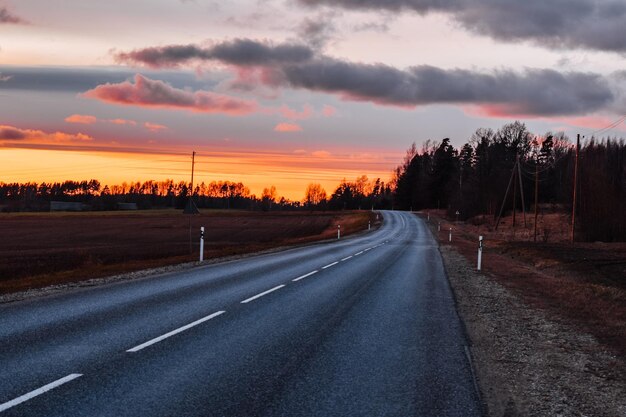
[117,202,138,210]
[50,201,90,212]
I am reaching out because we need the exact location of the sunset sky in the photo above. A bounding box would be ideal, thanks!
[1,0,625,200]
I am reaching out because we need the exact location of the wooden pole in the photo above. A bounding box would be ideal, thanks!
[190,151,196,196]
[512,159,517,229]
[571,134,580,242]
[517,157,527,227]
[495,159,517,230]
[534,163,539,242]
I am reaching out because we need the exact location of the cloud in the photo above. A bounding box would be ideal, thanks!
[144,122,168,132]
[65,114,142,126]
[0,72,12,82]
[297,0,626,53]
[65,114,97,124]
[109,118,137,126]
[0,126,26,140]
[279,104,314,120]
[0,7,25,24]
[274,58,613,116]
[0,125,93,144]
[322,105,337,117]
[116,38,620,117]
[311,150,331,158]
[116,39,314,68]
[82,74,257,115]
[274,122,303,132]
[297,14,336,47]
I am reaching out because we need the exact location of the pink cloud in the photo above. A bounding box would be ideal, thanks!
[65,114,97,124]
[144,122,168,132]
[557,115,626,132]
[322,105,337,117]
[311,150,331,158]
[0,124,93,144]
[274,122,303,132]
[279,104,314,120]
[468,104,534,119]
[109,118,137,126]
[82,74,257,115]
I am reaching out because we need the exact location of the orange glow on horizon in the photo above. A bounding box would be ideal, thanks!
[1,145,398,201]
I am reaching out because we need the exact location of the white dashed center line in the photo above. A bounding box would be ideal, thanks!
[322,261,339,269]
[0,374,83,412]
[292,270,318,282]
[241,285,285,304]
[127,311,226,352]
[354,251,364,256]
[341,256,353,261]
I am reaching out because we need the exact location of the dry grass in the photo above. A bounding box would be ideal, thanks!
[423,209,626,358]
[0,210,375,294]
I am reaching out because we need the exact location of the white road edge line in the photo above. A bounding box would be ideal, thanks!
[292,270,318,282]
[0,373,82,413]
[321,261,339,269]
[127,311,226,352]
[341,256,353,261]
[354,251,364,256]
[241,285,285,304]
[364,248,372,252]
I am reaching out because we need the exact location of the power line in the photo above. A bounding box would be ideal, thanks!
[588,114,626,137]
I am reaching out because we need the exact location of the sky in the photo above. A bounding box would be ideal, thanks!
[1,0,625,200]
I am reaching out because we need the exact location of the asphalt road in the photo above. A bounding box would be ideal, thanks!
[0,211,482,416]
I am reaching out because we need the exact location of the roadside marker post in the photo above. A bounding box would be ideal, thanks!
[338,225,341,240]
[368,221,371,231]
[477,236,483,271]
[199,226,205,262]
[449,228,452,242]
[438,222,441,232]
[427,212,430,222]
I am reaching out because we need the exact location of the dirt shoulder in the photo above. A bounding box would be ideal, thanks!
[427,213,626,416]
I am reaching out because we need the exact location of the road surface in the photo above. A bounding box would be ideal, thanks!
[0,211,482,416]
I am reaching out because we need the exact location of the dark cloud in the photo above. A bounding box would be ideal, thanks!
[275,58,613,116]
[0,66,213,92]
[116,39,315,68]
[353,21,390,33]
[297,14,337,47]
[297,0,626,53]
[0,126,26,140]
[0,6,25,24]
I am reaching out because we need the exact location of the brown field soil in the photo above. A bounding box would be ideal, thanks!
[0,209,375,294]
[423,209,626,358]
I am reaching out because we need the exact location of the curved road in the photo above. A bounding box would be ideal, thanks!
[0,211,482,416]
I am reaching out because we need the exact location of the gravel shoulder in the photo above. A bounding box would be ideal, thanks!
[440,244,626,416]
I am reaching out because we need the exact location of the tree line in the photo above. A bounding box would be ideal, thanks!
[393,121,625,242]
[0,175,393,212]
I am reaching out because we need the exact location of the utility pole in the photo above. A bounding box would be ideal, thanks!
[495,159,517,230]
[517,157,527,227]
[571,134,580,242]
[512,157,517,229]
[534,163,539,242]
[191,151,196,196]
[185,151,199,254]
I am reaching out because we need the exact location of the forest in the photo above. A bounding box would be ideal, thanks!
[393,121,625,242]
